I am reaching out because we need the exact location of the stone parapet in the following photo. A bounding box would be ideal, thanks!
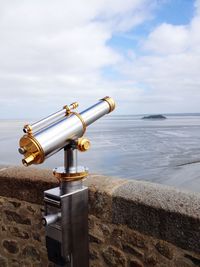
[0,165,200,266]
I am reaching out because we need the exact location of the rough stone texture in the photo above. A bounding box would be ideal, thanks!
[3,240,19,254]
[88,215,200,267]
[112,181,200,252]
[84,174,127,222]
[0,196,48,266]
[0,166,58,204]
[0,166,200,266]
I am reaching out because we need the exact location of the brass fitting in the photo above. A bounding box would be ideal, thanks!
[77,138,91,152]
[101,96,116,113]
[63,102,79,115]
[19,135,44,166]
[22,154,37,167]
[53,169,88,182]
[70,102,79,109]
[23,124,32,135]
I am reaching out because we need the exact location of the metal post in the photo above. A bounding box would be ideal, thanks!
[43,144,89,267]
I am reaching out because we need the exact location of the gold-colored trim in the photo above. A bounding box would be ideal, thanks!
[24,124,32,135]
[70,111,87,135]
[63,105,70,115]
[22,154,37,167]
[30,135,45,162]
[77,137,91,152]
[63,102,79,116]
[101,96,116,113]
[53,170,88,182]
[19,135,45,166]
[70,102,79,109]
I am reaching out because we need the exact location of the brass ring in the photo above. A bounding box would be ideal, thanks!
[30,135,45,163]
[53,170,88,182]
[101,96,115,113]
[70,112,86,135]
[19,135,45,165]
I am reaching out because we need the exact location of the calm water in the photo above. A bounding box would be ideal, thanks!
[1,115,200,192]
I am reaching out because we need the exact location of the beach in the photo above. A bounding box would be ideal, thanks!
[1,114,200,192]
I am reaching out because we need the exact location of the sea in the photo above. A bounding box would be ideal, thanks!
[1,114,200,193]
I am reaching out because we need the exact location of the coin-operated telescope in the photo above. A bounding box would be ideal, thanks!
[18,96,115,267]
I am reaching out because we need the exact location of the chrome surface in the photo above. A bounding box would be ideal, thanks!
[44,143,89,267]
[44,184,89,267]
[80,100,110,126]
[19,98,113,166]
[54,166,88,175]
[24,109,66,134]
[60,180,83,194]
[29,99,111,160]
[42,212,61,226]
[64,146,77,171]
[53,145,88,182]
[35,114,83,157]
[44,197,60,207]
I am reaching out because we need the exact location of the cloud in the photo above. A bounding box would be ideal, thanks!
[143,23,189,55]
[1,0,199,117]
[0,0,156,118]
[119,0,200,113]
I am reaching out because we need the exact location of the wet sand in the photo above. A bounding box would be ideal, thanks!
[1,115,200,193]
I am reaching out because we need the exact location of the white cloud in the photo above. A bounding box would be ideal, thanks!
[143,23,189,54]
[119,0,200,113]
[0,0,155,118]
[1,0,200,117]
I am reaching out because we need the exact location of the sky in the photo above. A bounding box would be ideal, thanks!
[0,0,200,118]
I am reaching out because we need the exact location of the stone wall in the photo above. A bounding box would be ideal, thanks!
[0,166,200,267]
[0,196,49,267]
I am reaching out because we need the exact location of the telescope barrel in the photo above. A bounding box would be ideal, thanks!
[80,100,112,126]
[19,97,115,166]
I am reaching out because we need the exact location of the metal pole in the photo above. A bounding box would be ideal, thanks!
[61,145,89,267]
[43,145,89,267]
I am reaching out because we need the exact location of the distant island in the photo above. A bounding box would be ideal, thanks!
[142,114,167,120]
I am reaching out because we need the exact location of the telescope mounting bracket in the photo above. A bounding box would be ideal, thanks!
[53,138,90,182]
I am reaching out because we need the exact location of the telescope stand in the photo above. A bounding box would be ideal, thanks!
[43,142,89,267]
